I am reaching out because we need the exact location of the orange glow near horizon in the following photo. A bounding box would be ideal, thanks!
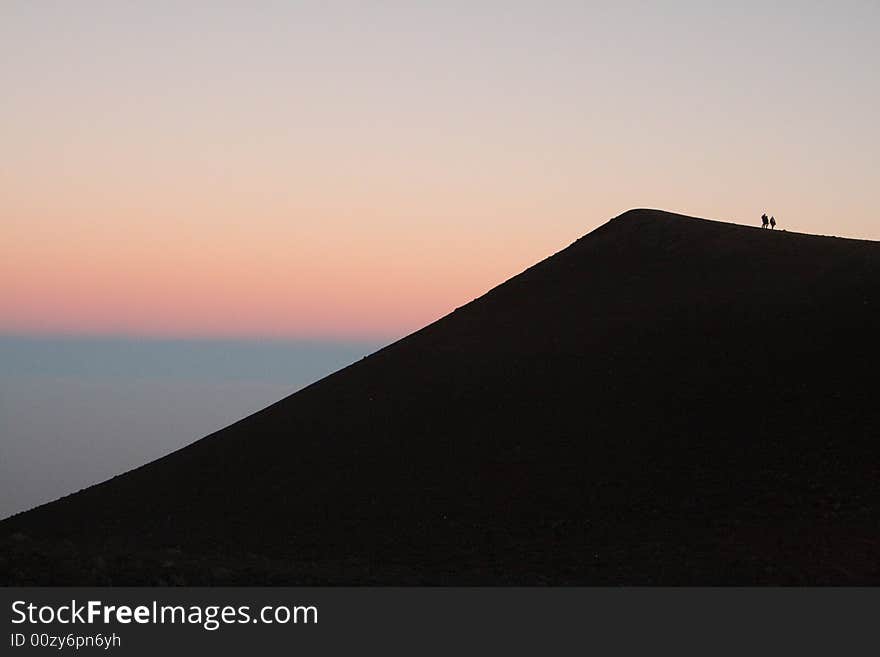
[2,199,570,339]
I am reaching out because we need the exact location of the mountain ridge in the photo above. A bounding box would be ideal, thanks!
[3,209,879,584]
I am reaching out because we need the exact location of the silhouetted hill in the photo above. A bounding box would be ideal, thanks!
[3,209,879,584]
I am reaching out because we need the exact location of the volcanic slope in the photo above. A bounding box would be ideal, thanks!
[3,209,879,584]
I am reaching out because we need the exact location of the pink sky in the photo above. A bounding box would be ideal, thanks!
[3,3,878,339]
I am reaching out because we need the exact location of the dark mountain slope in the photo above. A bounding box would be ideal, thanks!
[3,209,879,584]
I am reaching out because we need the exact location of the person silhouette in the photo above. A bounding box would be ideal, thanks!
[761,213,769,228]
[770,216,776,230]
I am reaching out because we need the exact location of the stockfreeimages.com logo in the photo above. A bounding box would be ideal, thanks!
[12,600,318,632]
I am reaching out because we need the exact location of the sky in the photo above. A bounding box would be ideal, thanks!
[2,1,878,340]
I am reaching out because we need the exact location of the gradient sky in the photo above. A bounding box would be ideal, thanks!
[3,1,878,339]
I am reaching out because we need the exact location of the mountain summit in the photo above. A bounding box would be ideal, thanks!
[4,209,879,584]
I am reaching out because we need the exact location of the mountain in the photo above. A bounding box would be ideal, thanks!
[3,209,879,584]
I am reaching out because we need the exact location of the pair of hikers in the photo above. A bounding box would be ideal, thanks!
[761,213,777,229]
